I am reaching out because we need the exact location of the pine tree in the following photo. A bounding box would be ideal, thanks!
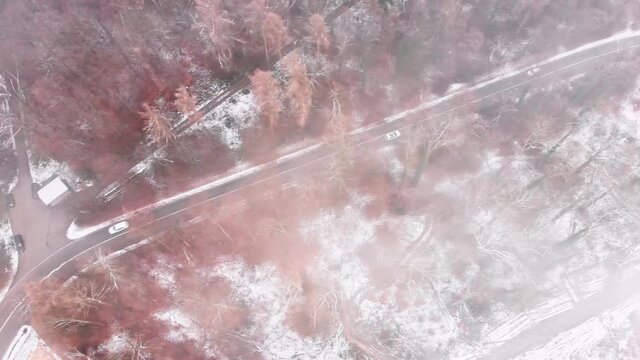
[250,69,282,135]
[285,55,313,128]
[261,12,288,63]
[139,103,174,144]
[174,85,202,123]
[308,14,330,55]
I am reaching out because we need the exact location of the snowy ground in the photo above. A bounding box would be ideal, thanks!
[0,114,17,193]
[2,326,57,360]
[514,295,640,360]
[27,151,84,192]
[184,85,257,151]
[0,216,17,303]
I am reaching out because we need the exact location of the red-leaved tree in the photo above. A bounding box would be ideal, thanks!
[139,103,174,144]
[174,85,202,123]
[285,54,313,128]
[261,12,288,63]
[308,13,330,55]
[26,278,112,351]
[250,69,282,135]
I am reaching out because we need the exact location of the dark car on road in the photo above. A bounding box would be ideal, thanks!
[5,193,15,208]
[13,234,24,253]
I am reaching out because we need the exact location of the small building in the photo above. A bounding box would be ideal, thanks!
[37,176,71,206]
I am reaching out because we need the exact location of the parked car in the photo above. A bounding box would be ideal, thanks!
[13,235,24,253]
[108,221,129,235]
[21,325,30,335]
[5,193,15,208]
[384,130,401,141]
[31,183,41,199]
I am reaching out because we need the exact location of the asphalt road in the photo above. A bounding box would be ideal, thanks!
[2,32,640,358]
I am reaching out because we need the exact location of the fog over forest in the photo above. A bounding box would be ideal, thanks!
[1,0,640,359]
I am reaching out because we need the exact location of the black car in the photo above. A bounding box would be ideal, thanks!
[13,234,24,253]
[5,193,15,208]
[31,183,41,199]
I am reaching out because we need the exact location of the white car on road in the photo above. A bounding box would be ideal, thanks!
[108,221,129,235]
[527,67,540,76]
[384,130,401,141]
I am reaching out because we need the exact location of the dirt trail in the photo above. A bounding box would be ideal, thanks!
[482,270,640,360]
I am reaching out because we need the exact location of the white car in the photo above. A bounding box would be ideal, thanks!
[384,130,401,141]
[108,221,129,235]
[527,67,540,76]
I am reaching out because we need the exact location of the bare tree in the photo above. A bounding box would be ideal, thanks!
[195,0,237,68]
[139,103,173,144]
[403,116,455,185]
[26,279,108,336]
[115,335,155,360]
[328,90,348,145]
[91,249,123,290]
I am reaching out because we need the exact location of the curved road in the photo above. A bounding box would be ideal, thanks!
[2,31,640,357]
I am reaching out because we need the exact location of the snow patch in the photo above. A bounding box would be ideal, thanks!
[151,261,177,292]
[98,332,133,355]
[28,151,84,191]
[156,308,203,343]
[185,90,257,150]
[210,258,354,360]
[514,295,640,360]
[0,217,17,303]
[275,143,324,165]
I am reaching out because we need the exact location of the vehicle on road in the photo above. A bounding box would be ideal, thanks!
[5,193,15,208]
[527,67,540,76]
[108,221,129,235]
[384,130,401,141]
[13,235,24,253]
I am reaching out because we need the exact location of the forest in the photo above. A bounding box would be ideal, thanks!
[2,0,640,359]
[1,0,638,213]
[25,42,640,359]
